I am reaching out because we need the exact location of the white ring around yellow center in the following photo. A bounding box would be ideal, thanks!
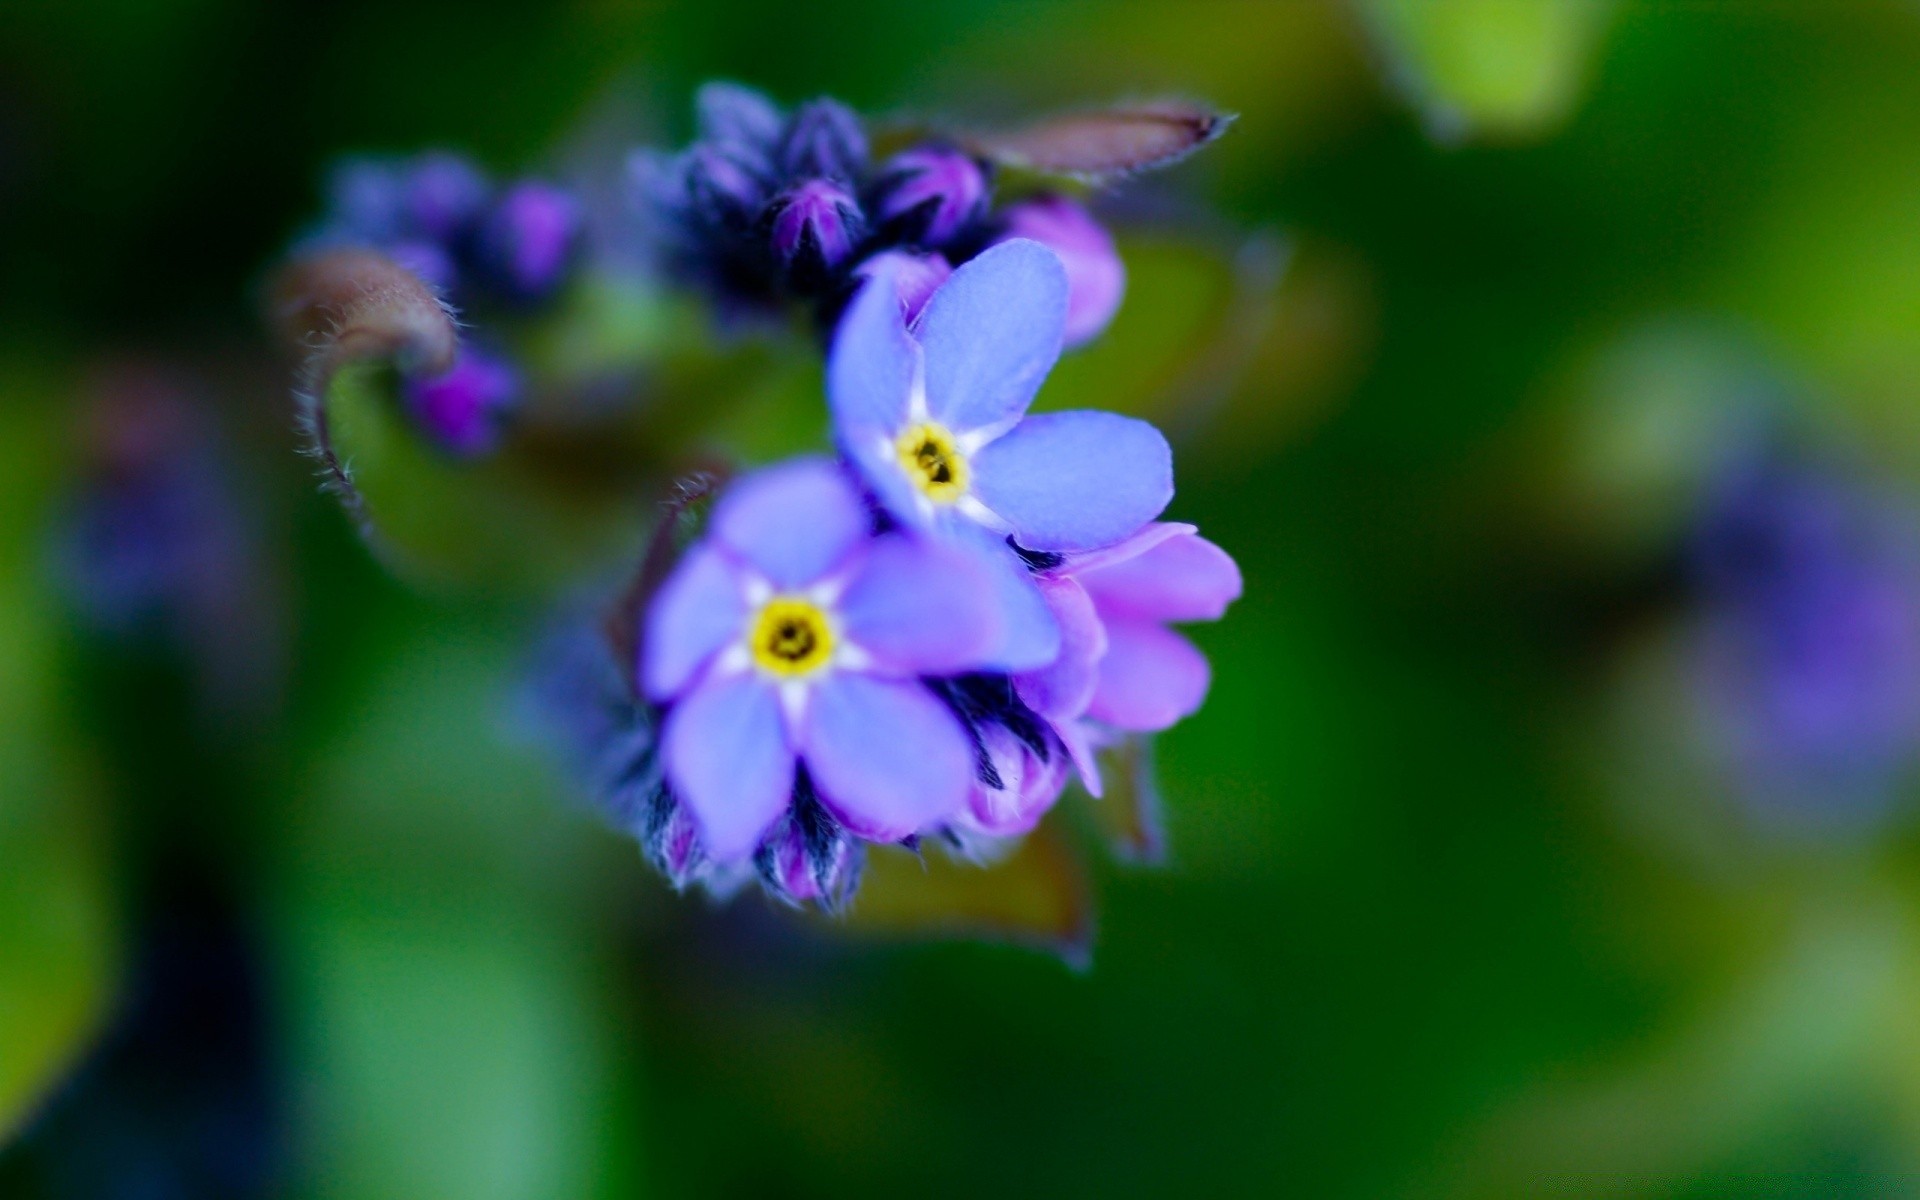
[749,596,836,678]
[895,421,969,504]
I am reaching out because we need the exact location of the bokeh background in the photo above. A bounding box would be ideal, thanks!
[9,1,1920,1195]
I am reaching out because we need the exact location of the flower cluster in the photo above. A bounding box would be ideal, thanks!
[635,83,1125,343]
[631,239,1239,905]
[303,151,584,455]
[1686,439,1920,825]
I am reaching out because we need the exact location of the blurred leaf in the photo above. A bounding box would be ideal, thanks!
[1357,0,1619,142]
[832,825,1092,966]
[1441,878,1912,1194]
[321,360,654,591]
[281,616,635,1199]
[0,386,118,1145]
[1040,233,1262,425]
[1531,321,1774,568]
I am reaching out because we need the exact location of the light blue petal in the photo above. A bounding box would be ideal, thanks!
[914,238,1068,433]
[828,263,917,440]
[802,674,973,841]
[662,673,794,863]
[951,521,1062,671]
[710,458,869,588]
[642,544,745,701]
[837,534,1000,675]
[973,410,1173,553]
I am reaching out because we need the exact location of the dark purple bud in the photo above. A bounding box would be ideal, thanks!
[777,98,868,182]
[476,180,582,301]
[854,249,952,323]
[646,793,708,888]
[694,81,784,157]
[753,783,860,909]
[403,151,490,240]
[871,147,988,247]
[996,194,1125,346]
[401,346,518,457]
[684,144,772,229]
[769,179,864,284]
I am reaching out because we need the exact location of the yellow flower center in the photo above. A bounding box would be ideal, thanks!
[749,596,835,678]
[896,422,969,504]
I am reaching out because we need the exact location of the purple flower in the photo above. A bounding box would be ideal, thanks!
[851,249,952,323]
[994,194,1125,347]
[769,179,865,284]
[401,346,519,457]
[870,147,989,248]
[828,238,1172,663]
[1008,522,1240,791]
[475,180,582,302]
[642,458,1021,862]
[1687,449,1920,823]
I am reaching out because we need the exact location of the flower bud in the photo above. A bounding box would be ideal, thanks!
[853,249,952,323]
[870,147,988,247]
[683,144,771,230]
[476,180,582,302]
[769,179,865,286]
[754,805,861,910]
[777,98,868,182]
[961,722,1070,839]
[403,151,490,241]
[401,346,518,457]
[694,81,784,158]
[995,194,1125,346]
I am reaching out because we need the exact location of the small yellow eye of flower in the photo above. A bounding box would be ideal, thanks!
[750,597,835,677]
[896,422,969,503]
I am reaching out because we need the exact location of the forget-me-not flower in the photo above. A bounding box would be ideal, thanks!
[828,238,1173,666]
[642,458,1034,861]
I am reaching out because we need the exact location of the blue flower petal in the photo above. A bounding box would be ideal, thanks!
[914,239,1068,434]
[642,544,745,701]
[662,672,795,863]
[837,534,1000,675]
[710,458,870,588]
[972,410,1173,553]
[802,674,973,841]
[828,263,917,438]
[946,522,1062,671]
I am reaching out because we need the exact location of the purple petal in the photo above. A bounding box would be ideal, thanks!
[972,410,1173,553]
[642,544,745,701]
[1014,575,1107,721]
[963,723,1069,837]
[837,534,1000,674]
[1087,620,1210,733]
[996,195,1125,346]
[1066,521,1194,574]
[662,673,795,862]
[801,674,973,841]
[1079,530,1241,623]
[913,239,1068,433]
[710,459,869,588]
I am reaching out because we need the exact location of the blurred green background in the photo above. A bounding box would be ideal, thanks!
[9,1,1920,1195]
